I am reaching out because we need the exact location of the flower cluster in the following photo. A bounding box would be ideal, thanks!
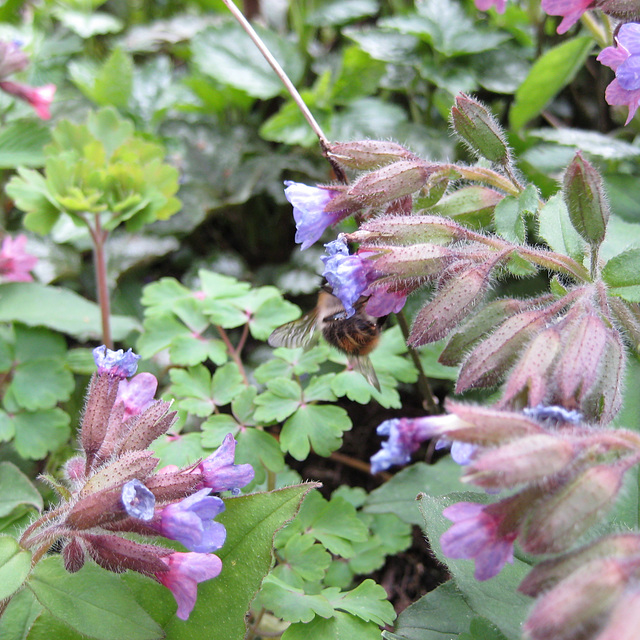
[0,41,55,119]
[21,346,254,621]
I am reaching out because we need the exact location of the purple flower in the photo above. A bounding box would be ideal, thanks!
[284,181,349,250]
[370,415,459,473]
[523,404,583,425]
[364,283,408,317]
[598,23,640,124]
[0,235,37,282]
[121,479,156,521]
[435,439,477,465]
[474,0,507,12]
[150,489,226,553]
[541,0,595,33]
[116,372,158,420]
[156,551,222,620]
[197,433,255,492]
[440,501,517,580]
[0,41,29,79]
[93,345,141,378]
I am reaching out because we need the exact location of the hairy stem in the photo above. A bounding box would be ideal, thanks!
[89,216,112,348]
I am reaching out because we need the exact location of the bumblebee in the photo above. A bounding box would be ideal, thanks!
[268,286,385,390]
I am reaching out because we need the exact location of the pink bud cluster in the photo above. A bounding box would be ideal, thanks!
[20,346,254,621]
[372,401,640,639]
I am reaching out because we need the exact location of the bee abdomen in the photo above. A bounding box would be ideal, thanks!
[322,317,380,356]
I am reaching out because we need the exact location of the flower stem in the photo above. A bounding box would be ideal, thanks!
[89,216,112,348]
[214,324,250,385]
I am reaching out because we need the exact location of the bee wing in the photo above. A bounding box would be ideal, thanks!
[268,311,319,349]
[348,354,381,391]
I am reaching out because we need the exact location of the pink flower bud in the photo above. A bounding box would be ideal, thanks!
[327,140,416,169]
[456,309,549,392]
[349,214,467,245]
[593,587,640,640]
[83,533,172,575]
[523,557,636,640]
[0,81,56,119]
[463,434,575,489]
[370,243,454,278]
[0,234,37,282]
[521,463,631,554]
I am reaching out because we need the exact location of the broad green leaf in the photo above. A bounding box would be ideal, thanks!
[364,460,479,525]
[280,405,351,460]
[192,23,303,99]
[0,462,43,517]
[10,358,74,410]
[603,248,640,293]
[331,46,386,105]
[0,536,32,600]
[248,296,301,340]
[12,409,71,460]
[388,581,475,639]
[211,362,246,406]
[162,485,316,639]
[529,128,640,160]
[538,193,586,262]
[494,196,525,244]
[280,533,332,582]
[0,586,43,640]
[236,428,285,480]
[0,283,138,341]
[90,49,134,108]
[0,120,50,168]
[307,0,378,26]
[254,378,302,423]
[28,557,163,640]
[510,37,593,130]
[53,9,123,38]
[151,432,205,468]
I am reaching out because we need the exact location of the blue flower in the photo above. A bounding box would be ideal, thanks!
[151,488,226,553]
[284,181,348,250]
[121,479,156,521]
[93,345,141,378]
[321,237,377,317]
[523,405,582,425]
[198,433,255,492]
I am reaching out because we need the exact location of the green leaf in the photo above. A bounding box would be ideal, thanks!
[280,533,332,582]
[603,248,640,294]
[162,485,316,639]
[331,46,386,105]
[0,283,138,341]
[389,581,475,639]
[254,378,302,423]
[538,193,586,262]
[211,363,246,406]
[260,574,335,623]
[0,536,32,600]
[298,492,368,558]
[28,557,164,640]
[236,428,285,480]
[324,579,396,626]
[151,433,205,468]
[53,9,123,38]
[0,586,43,640]
[494,196,525,244]
[307,0,379,26]
[364,459,480,525]
[284,611,384,640]
[0,462,43,517]
[0,120,51,168]
[192,23,303,99]
[74,49,133,108]
[281,405,352,460]
[248,295,301,340]
[10,358,74,410]
[510,37,593,130]
[12,409,71,460]
[5,168,61,234]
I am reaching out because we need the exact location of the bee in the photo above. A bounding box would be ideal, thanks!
[268,286,385,390]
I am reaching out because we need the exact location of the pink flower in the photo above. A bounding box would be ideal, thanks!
[0,81,55,119]
[541,0,595,34]
[156,552,222,620]
[474,0,507,12]
[440,501,517,580]
[0,234,37,282]
[598,23,640,124]
[116,372,158,419]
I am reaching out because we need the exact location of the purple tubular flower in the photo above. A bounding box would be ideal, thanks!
[370,415,458,474]
[197,433,255,492]
[156,551,222,620]
[150,489,226,553]
[541,0,595,34]
[364,284,408,317]
[322,237,379,317]
[122,479,156,521]
[440,502,516,580]
[93,345,141,378]
[523,404,583,425]
[474,0,507,12]
[434,439,476,465]
[116,372,158,420]
[598,23,640,124]
[284,181,349,250]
